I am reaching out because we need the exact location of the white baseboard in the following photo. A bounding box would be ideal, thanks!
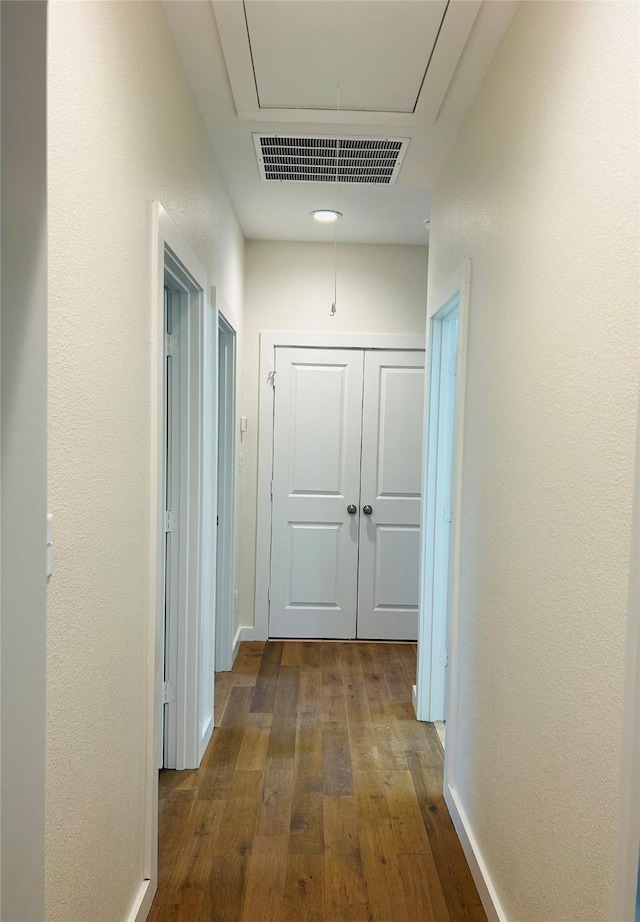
[200,715,214,762]
[232,626,243,662]
[238,625,266,643]
[444,783,508,922]
[127,878,155,922]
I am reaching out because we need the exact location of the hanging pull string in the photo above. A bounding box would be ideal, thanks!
[331,82,341,317]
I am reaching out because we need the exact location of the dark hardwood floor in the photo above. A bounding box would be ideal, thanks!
[149,641,486,921]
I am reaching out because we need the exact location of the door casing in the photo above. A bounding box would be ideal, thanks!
[215,304,237,672]
[250,331,426,644]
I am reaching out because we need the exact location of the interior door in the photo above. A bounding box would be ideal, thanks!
[163,287,180,767]
[356,350,425,640]
[441,313,459,717]
[269,347,364,638]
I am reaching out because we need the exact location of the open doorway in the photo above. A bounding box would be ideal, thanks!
[215,307,237,671]
[159,245,216,770]
[416,262,470,757]
[423,301,459,742]
[140,204,217,918]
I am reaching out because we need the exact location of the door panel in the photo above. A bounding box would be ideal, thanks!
[289,364,346,495]
[269,347,364,638]
[290,523,340,604]
[357,351,425,640]
[374,525,421,608]
[377,367,424,497]
[163,288,181,767]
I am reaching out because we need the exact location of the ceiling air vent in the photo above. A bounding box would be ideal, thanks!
[253,135,409,185]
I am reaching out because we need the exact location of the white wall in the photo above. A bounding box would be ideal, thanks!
[239,240,427,631]
[427,2,639,920]
[0,4,47,919]
[47,3,244,920]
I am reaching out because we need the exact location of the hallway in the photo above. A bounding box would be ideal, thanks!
[149,642,486,921]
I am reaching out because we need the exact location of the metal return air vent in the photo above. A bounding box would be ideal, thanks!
[254,135,409,185]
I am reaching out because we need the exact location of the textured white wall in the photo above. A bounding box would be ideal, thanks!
[239,240,427,630]
[427,3,639,920]
[47,4,244,920]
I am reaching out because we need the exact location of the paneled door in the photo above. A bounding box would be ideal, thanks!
[357,351,425,639]
[269,348,364,638]
[269,346,424,640]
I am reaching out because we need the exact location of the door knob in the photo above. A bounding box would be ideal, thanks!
[362,505,373,515]
[347,504,357,515]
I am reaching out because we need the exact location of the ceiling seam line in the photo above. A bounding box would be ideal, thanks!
[412,0,450,115]
[242,0,262,110]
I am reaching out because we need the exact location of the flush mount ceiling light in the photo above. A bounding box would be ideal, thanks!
[311,209,342,223]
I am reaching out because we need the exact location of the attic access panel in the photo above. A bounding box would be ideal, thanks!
[212,1,483,126]
[243,0,448,113]
[254,135,410,185]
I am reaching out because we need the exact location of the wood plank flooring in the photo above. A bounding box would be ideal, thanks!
[149,641,486,922]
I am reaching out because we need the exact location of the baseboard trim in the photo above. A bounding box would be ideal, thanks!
[200,715,214,763]
[127,878,155,922]
[238,626,266,643]
[411,683,418,716]
[232,626,243,662]
[444,783,508,922]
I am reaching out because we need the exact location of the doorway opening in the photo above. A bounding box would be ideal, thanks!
[421,300,459,738]
[215,308,237,671]
[160,245,215,770]
[415,261,470,762]
[141,204,217,918]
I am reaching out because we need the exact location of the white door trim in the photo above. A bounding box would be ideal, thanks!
[416,261,470,782]
[144,203,214,901]
[215,302,237,671]
[249,331,426,643]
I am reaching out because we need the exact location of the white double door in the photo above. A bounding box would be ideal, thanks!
[269,346,425,640]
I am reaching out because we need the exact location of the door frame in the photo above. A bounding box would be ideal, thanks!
[614,393,640,921]
[417,297,460,723]
[215,303,237,671]
[250,331,426,643]
[162,278,184,769]
[141,203,216,918]
[156,225,215,772]
[415,262,470,779]
[0,5,48,918]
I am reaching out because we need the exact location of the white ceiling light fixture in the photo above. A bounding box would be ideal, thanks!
[311,209,342,223]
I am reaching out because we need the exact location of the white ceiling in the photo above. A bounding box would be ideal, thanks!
[163,0,519,246]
